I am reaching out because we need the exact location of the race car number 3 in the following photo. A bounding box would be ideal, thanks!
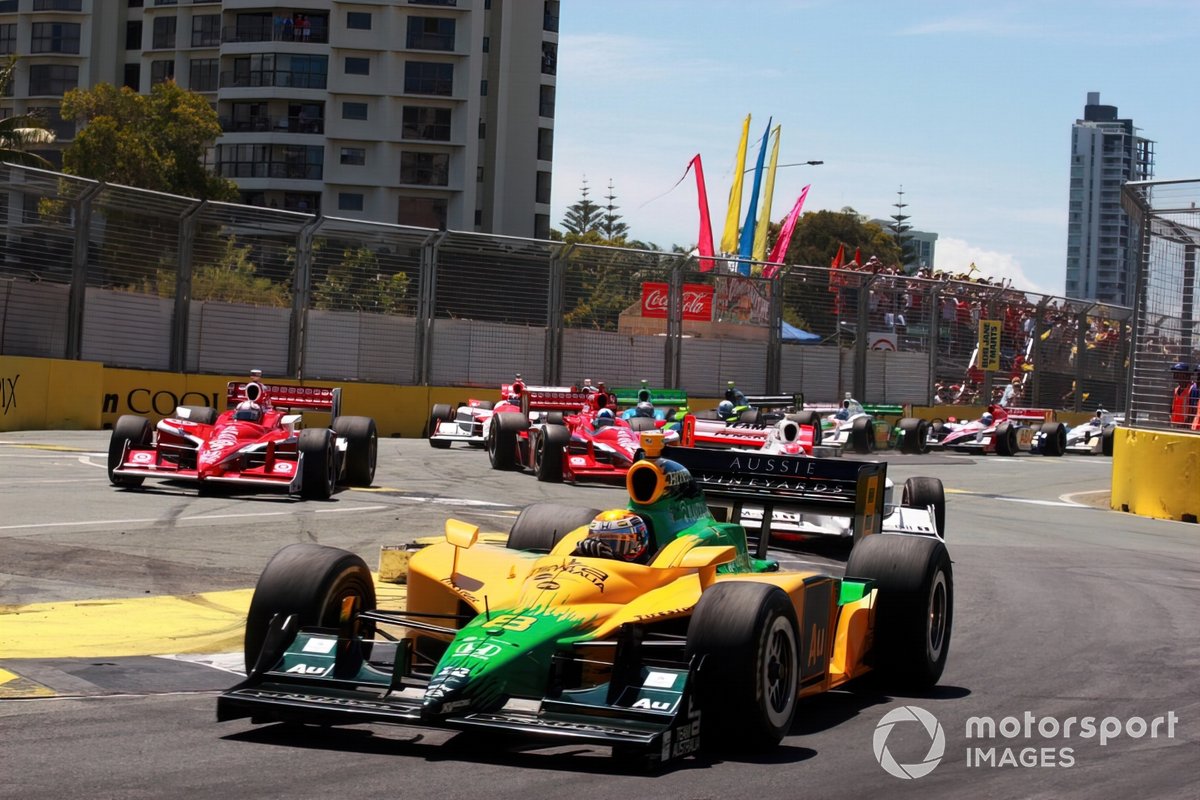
[481,614,537,632]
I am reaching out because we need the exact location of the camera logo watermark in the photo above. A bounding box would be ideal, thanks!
[873,705,946,779]
[873,706,1180,777]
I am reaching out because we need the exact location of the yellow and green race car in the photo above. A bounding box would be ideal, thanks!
[218,433,952,766]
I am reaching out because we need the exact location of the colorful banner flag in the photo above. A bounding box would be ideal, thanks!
[853,247,862,266]
[736,117,773,273]
[763,184,810,277]
[685,154,715,272]
[720,114,751,255]
[978,320,1002,371]
[832,243,845,269]
[751,125,782,262]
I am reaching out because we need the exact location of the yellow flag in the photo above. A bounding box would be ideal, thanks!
[720,114,751,254]
[752,125,782,262]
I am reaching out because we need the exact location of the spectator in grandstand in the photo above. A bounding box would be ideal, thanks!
[999,376,1022,408]
[1169,362,1197,427]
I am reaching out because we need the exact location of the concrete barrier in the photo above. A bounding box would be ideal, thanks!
[0,356,102,431]
[1110,427,1200,523]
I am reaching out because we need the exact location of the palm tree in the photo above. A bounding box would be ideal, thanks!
[0,58,55,168]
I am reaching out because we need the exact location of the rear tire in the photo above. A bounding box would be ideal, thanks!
[534,425,569,483]
[487,412,528,470]
[299,428,336,499]
[845,535,952,688]
[333,416,377,486]
[1040,422,1066,457]
[903,477,946,538]
[506,503,601,552]
[686,582,799,751]
[628,416,658,432]
[243,543,376,674]
[1102,427,1115,456]
[108,415,152,488]
[994,421,1017,456]
[850,416,874,453]
[790,411,823,446]
[898,417,930,454]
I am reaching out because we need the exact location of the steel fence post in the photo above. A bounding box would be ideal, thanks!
[854,274,878,399]
[546,244,571,387]
[766,272,783,394]
[664,263,683,388]
[288,216,322,379]
[927,283,942,405]
[1031,296,1049,408]
[170,199,205,372]
[1074,305,1094,413]
[414,230,445,386]
[65,182,102,361]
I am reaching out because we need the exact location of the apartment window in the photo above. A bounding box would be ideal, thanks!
[28,64,78,96]
[151,60,175,85]
[189,58,218,92]
[409,0,456,5]
[541,42,556,75]
[539,84,555,118]
[481,36,489,53]
[123,63,141,90]
[346,12,372,30]
[534,213,550,240]
[340,147,365,165]
[0,24,15,55]
[30,105,74,141]
[192,15,220,47]
[406,16,455,51]
[344,57,370,75]
[403,61,452,96]
[0,1,16,11]
[480,79,487,97]
[536,170,551,204]
[31,22,81,54]
[397,197,447,229]
[228,54,327,90]
[152,16,177,49]
[400,152,449,186]
[537,127,553,161]
[229,102,268,131]
[342,101,368,120]
[126,21,142,49]
[338,193,364,212]
[33,0,82,9]
[128,0,143,6]
[543,0,560,33]
[402,106,451,141]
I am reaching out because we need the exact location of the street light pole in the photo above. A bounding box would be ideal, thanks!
[742,160,824,175]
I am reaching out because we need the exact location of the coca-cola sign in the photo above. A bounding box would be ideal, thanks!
[641,282,714,321]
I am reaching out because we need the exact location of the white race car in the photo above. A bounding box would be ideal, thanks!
[1064,409,1121,455]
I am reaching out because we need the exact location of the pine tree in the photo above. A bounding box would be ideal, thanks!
[889,186,915,271]
[600,179,630,241]
[560,176,604,235]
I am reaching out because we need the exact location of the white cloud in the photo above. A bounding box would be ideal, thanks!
[933,238,1061,297]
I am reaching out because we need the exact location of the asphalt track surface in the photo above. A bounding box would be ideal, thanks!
[1,432,1197,799]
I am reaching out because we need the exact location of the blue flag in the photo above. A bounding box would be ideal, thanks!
[737,117,772,274]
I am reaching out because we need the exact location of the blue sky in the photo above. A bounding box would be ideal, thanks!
[549,0,1200,296]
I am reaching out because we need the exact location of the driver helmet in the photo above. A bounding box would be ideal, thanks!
[717,400,735,418]
[597,407,614,420]
[981,411,994,425]
[635,400,655,418]
[234,400,263,422]
[586,510,651,562]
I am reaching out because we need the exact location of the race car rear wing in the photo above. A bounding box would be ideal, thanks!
[660,445,887,556]
[226,382,342,418]
[800,401,907,416]
[1000,406,1056,422]
[613,384,688,408]
[519,388,607,415]
[739,393,803,410]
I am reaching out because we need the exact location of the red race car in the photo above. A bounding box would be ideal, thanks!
[486,386,667,482]
[107,372,377,499]
[427,375,529,449]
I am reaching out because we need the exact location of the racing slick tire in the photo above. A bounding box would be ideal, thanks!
[108,414,152,488]
[686,582,799,751]
[845,534,952,689]
[903,477,946,538]
[534,424,570,483]
[242,543,377,675]
[475,400,495,410]
[299,428,336,500]
[994,421,1018,456]
[333,416,378,486]
[545,411,565,426]
[788,411,823,446]
[176,405,219,425]
[738,409,759,424]
[1039,422,1067,457]
[506,503,602,553]
[897,417,930,454]
[487,412,529,471]
[1102,427,1115,457]
[428,404,454,448]
[628,416,658,432]
[850,416,875,453]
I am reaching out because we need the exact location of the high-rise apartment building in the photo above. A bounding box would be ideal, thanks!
[1065,92,1154,306]
[0,0,557,238]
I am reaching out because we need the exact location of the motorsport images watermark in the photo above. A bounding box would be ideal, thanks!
[872,705,1180,778]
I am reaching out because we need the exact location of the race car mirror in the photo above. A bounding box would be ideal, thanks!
[444,519,480,549]
[679,545,736,588]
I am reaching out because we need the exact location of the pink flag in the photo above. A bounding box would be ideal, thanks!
[686,154,716,272]
[763,185,810,277]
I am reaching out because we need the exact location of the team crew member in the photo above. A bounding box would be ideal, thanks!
[1169,362,1197,427]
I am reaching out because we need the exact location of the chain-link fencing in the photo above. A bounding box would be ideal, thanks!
[1,161,1137,410]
